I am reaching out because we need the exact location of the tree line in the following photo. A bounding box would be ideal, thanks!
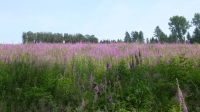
[123,13,200,44]
[22,13,200,44]
[22,32,98,44]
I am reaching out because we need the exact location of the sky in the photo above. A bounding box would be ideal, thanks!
[0,0,200,44]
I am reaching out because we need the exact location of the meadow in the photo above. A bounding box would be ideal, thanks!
[0,43,200,112]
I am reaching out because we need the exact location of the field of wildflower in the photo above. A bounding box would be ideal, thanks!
[0,43,200,111]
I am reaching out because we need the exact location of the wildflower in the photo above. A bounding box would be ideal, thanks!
[4,56,10,63]
[156,56,159,63]
[80,85,84,90]
[176,78,188,112]
[81,99,86,107]
[106,62,110,69]
[94,86,99,93]
[99,84,104,93]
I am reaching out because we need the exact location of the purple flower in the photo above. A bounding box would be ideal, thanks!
[156,56,159,63]
[81,99,86,107]
[176,78,188,112]
[177,87,188,112]
[4,56,10,63]
[80,85,84,90]
[99,84,104,92]
[94,86,99,93]
[106,62,110,69]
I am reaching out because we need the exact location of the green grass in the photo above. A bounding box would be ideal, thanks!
[1,54,200,112]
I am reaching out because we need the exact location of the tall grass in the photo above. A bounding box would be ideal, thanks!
[0,43,200,111]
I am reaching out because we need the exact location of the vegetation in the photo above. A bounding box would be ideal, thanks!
[0,43,200,111]
[21,13,200,44]
[22,32,98,44]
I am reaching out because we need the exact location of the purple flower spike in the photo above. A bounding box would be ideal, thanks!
[4,56,10,63]
[94,86,99,93]
[99,84,104,92]
[156,56,159,63]
[108,94,112,102]
[106,62,110,69]
[80,85,84,90]
[176,78,188,112]
[81,99,86,107]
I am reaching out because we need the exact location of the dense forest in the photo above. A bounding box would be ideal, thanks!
[22,13,200,44]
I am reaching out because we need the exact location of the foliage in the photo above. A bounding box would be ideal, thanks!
[22,32,98,44]
[0,43,200,111]
[168,15,191,43]
[124,31,131,43]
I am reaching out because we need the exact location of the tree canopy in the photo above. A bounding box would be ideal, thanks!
[21,12,200,44]
[22,32,98,44]
[168,15,190,43]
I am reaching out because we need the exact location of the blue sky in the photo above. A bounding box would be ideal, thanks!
[0,0,200,44]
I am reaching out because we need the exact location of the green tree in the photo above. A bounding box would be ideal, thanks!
[53,33,63,43]
[154,26,168,43]
[146,38,149,44]
[84,34,98,43]
[75,33,85,42]
[150,37,158,43]
[168,34,177,43]
[168,16,191,43]
[189,28,200,43]
[192,13,200,29]
[131,31,139,42]
[124,31,131,42]
[27,31,34,43]
[117,39,123,43]
[138,31,144,43]
[188,13,200,43]
[22,32,27,44]
[186,32,191,41]
[64,33,70,43]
